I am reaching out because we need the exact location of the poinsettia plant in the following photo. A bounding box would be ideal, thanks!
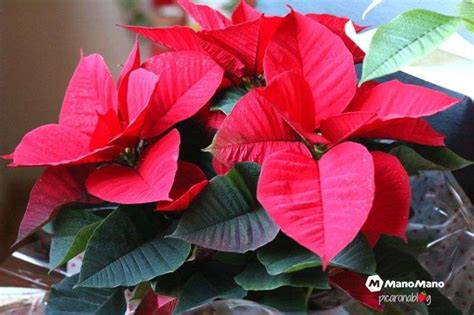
[4,1,471,314]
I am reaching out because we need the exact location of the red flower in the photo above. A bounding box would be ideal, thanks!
[4,41,223,205]
[125,0,365,82]
[209,11,459,267]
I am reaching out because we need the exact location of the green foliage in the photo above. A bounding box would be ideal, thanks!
[361,9,462,83]
[211,86,248,115]
[152,262,246,314]
[77,206,190,288]
[49,209,102,270]
[458,0,474,33]
[257,234,376,275]
[234,260,329,291]
[46,274,126,315]
[171,162,279,253]
[390,144,473,174]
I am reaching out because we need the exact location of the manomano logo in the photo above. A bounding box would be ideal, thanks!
[384,280,445,289]
[365,275,444,292]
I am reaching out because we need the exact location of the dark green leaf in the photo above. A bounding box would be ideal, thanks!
[151,262,198,297]
[361,9,461,83]
[257,234,375,275]
[458,0,474,33]
[234,261,329,291]
[77,206,190,288]
[171,162,279,253]
[172,263,247,314]
[46,275,126,315]
[50,209,101,270]
[390,145,473,174]
[211,86,247,115]
[260,287,307,313]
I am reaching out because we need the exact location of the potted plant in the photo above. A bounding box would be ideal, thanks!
[4,1,472,314]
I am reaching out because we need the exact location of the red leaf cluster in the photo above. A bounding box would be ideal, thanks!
[5,38,223,242]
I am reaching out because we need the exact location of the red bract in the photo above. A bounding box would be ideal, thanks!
[308,13,366,63]
[258,144,375,268]
[210,10,460,266]
[361,152,410,247]
[320,80,458,146]
[125,1,365,82]
[14,166,99,244]
[4,41,223,238]
[135,291,177,315]
[207,73,309,165]
[264,11,357,125]
[85,129,180,204]
[155,161,208,211]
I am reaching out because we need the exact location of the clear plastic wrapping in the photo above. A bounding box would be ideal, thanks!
[407,171,473,314]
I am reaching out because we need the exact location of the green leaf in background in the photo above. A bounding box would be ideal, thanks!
[458,0,474,33]
[77,206,191,288]
[375,238,461,315]
[257,234,375,275]
[234,260,329,291]
[49,209,101,270]
[390,144,473,174]
[171,162,279,253]
[46,274,126,315]
[211,86,247,115]
[260,287,307,313]
[361,9,462,83]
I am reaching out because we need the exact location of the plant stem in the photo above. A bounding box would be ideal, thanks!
[304,287,313,306]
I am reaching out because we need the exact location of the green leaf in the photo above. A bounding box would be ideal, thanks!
[211,86,247,115]
[46,275,126,315]
[49,209,101,270]
[375,238,461,315]
[77,206,191,288]
[175,273,246,314]
[171,162,279,253]
[234,261,329,291]
[390,145,473,174]
[151,262,198,297]
[361,9,462,83]
[458,0,474,33]
[260,287,307,313]
[163,263,247,314]
[257,234,375,275]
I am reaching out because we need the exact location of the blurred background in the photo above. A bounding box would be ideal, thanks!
[0,0,466,263]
